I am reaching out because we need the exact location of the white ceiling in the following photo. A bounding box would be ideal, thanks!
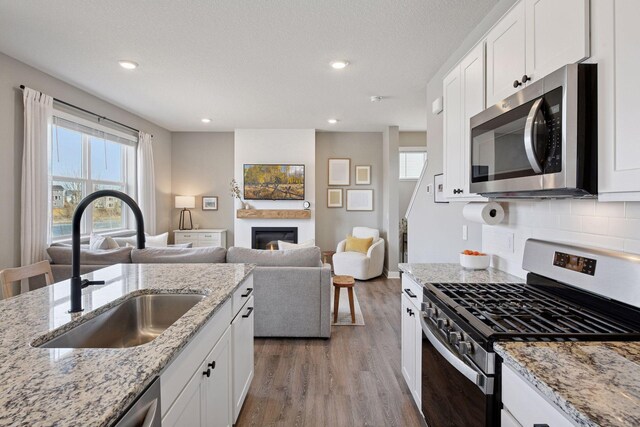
[0,0,498,132]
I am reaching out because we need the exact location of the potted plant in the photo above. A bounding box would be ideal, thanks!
[230,179,250,209]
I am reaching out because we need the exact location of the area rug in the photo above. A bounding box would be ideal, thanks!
[330,286,365,326]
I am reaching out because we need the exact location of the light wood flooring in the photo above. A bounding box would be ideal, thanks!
[236,276,425,427]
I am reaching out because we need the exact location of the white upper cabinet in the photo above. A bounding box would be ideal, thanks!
[486,1,526,106]
[525,0,589,83]
[486,0,589,107]
[443,43,487,201]
[591,0,640,200]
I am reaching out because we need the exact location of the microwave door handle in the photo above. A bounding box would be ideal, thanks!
[419,315,490,393]
[524,98,544,174]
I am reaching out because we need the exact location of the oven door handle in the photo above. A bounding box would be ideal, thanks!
[524,97,544,174]
[420,315,493,395]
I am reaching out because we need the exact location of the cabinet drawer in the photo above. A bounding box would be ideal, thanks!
[175,233,195,239]
[232,275,254,318]
[161,298,232,417]
[198,236,221,246]
[401,275,422,309]
[502,365,574,427]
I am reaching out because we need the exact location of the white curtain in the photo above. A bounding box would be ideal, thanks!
[21,87,53,266]
[137,131,156,234]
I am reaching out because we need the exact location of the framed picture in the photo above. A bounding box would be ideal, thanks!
[434,174,448,203]
[346,189,374,211]
[328,158,350,185]
[327,188,343,208]
[202,196,218,210]
[355,165,371,185]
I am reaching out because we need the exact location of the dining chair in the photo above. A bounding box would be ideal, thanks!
[0,260,54,299]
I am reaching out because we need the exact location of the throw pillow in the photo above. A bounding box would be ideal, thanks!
[121,232,168,248]
[89,233,120,250]
[345,235,373,254]
[277,238,315,250]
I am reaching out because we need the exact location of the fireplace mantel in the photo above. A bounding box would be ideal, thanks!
[236,209,311,219]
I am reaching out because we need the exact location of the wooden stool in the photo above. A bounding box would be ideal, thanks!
[333,275,356,323]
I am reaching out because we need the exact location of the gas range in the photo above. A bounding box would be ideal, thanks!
[418,239,640,427]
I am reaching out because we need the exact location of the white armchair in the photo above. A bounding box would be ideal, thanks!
[333,227,385,280]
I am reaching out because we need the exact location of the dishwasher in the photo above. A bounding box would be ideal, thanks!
[113,377,161,427]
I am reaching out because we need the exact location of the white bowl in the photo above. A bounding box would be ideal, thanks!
[459,253,490,270]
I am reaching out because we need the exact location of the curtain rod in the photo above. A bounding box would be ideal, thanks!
[19,85,153,138]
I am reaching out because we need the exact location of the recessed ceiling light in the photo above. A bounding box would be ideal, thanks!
[330,60,349,70]
[201,118,211,123]
[327,119,339,124]
[118,60,139,70]
[370,96,383,102]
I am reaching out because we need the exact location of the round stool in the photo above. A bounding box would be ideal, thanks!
[333,275,356,323]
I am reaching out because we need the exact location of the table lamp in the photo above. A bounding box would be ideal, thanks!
[175,195,195,230]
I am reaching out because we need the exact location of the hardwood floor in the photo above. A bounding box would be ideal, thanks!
[236,276,425,427]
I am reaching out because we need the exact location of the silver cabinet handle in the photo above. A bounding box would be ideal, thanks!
[524,97,545,174]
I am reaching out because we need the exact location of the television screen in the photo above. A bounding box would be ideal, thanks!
[243,164,305,200]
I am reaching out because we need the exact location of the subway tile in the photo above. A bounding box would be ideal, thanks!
[595,201,625,218]
[576,234,624,251]
[557,215,582,232]
[609,218,640,240]
[549,199,571,215]
[623,239,640,255]
[571,199,596,216]
[625,202,640,219]
[581,216,609,235]
[532,200,550,213]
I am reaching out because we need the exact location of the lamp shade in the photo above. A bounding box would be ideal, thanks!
[175,195,195,209]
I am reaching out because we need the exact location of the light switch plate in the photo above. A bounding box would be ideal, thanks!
[462,225,468,241]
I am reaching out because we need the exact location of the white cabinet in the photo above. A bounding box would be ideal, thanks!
[400,275,422,410]
[591,0,640,200]
[174,229,227,248]
[486,1,526,106]
[501,364,574,427]
[163,328,232,427]
[232,296,254,423]
[443,43,487,201]
[486,0,589,107]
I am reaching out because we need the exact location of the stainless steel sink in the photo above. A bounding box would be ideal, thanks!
[38,294,205,349]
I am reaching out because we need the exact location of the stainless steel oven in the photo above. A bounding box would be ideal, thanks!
[469,64,597,198]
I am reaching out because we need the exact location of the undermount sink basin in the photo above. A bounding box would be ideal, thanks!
[38,294,205,349]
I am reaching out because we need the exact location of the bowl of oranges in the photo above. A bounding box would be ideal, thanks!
[460,249,490,270]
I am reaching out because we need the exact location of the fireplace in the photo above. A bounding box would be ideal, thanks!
[251,227,298,250]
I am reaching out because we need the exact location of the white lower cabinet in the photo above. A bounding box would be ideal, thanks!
[232,296,254,423]
[400,277,422,410]
[501,364,574,427]
[161,276,255,426]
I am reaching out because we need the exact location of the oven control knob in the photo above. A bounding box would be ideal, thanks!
[448,332,462,344]
[458,341,473,355]
[436,318,449,329]
[425,307,438,318]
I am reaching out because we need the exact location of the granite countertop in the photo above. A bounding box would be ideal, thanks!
[398,263,523,285]
[0,263,254,427]
[496,341,640,427]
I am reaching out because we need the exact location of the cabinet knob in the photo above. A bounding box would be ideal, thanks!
[513,79,522,88]
[208,361,216,370]
[203,368,211,378]
[522,74,531,84]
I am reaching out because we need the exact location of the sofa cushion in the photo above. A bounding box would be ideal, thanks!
[89,233,120,250]
[131,246,226,263]
[115,232,169,248]
[345,235,373,254]
[226,246,322,267]
[47,246,133,265]
[277,238,315,250]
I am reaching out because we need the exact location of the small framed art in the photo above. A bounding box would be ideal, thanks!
[355,165,371,185]
[328,158,350,185]
[327,188,343,208]
[202,196,218,210]
[346,189,373,211]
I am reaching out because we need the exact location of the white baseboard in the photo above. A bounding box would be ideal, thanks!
[384,269,400,279]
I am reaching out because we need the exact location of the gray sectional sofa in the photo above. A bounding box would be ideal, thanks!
[45,245,331,338]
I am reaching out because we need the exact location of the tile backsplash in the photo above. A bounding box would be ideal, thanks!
[483,200,640,278]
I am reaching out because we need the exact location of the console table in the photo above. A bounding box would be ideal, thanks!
[174,229,227,248]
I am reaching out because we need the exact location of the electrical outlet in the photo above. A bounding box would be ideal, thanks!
[462,225,468,241]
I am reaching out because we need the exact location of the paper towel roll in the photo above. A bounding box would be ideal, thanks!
[462,202,504,225]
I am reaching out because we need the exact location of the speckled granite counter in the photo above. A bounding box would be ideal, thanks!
[0,263,254,427]
[496,341,640,427]
[398,263,523,285]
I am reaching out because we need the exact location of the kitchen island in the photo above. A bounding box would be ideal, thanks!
[0,263,254,427]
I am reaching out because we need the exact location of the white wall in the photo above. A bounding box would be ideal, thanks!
[484,200,640,278]
[234,129,315,248]
[399,132,427,218]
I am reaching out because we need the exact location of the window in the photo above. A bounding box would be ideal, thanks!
[399,149,427,180]
[50,112,136,240]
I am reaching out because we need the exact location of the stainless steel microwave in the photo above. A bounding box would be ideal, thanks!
[469,64,597,198]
